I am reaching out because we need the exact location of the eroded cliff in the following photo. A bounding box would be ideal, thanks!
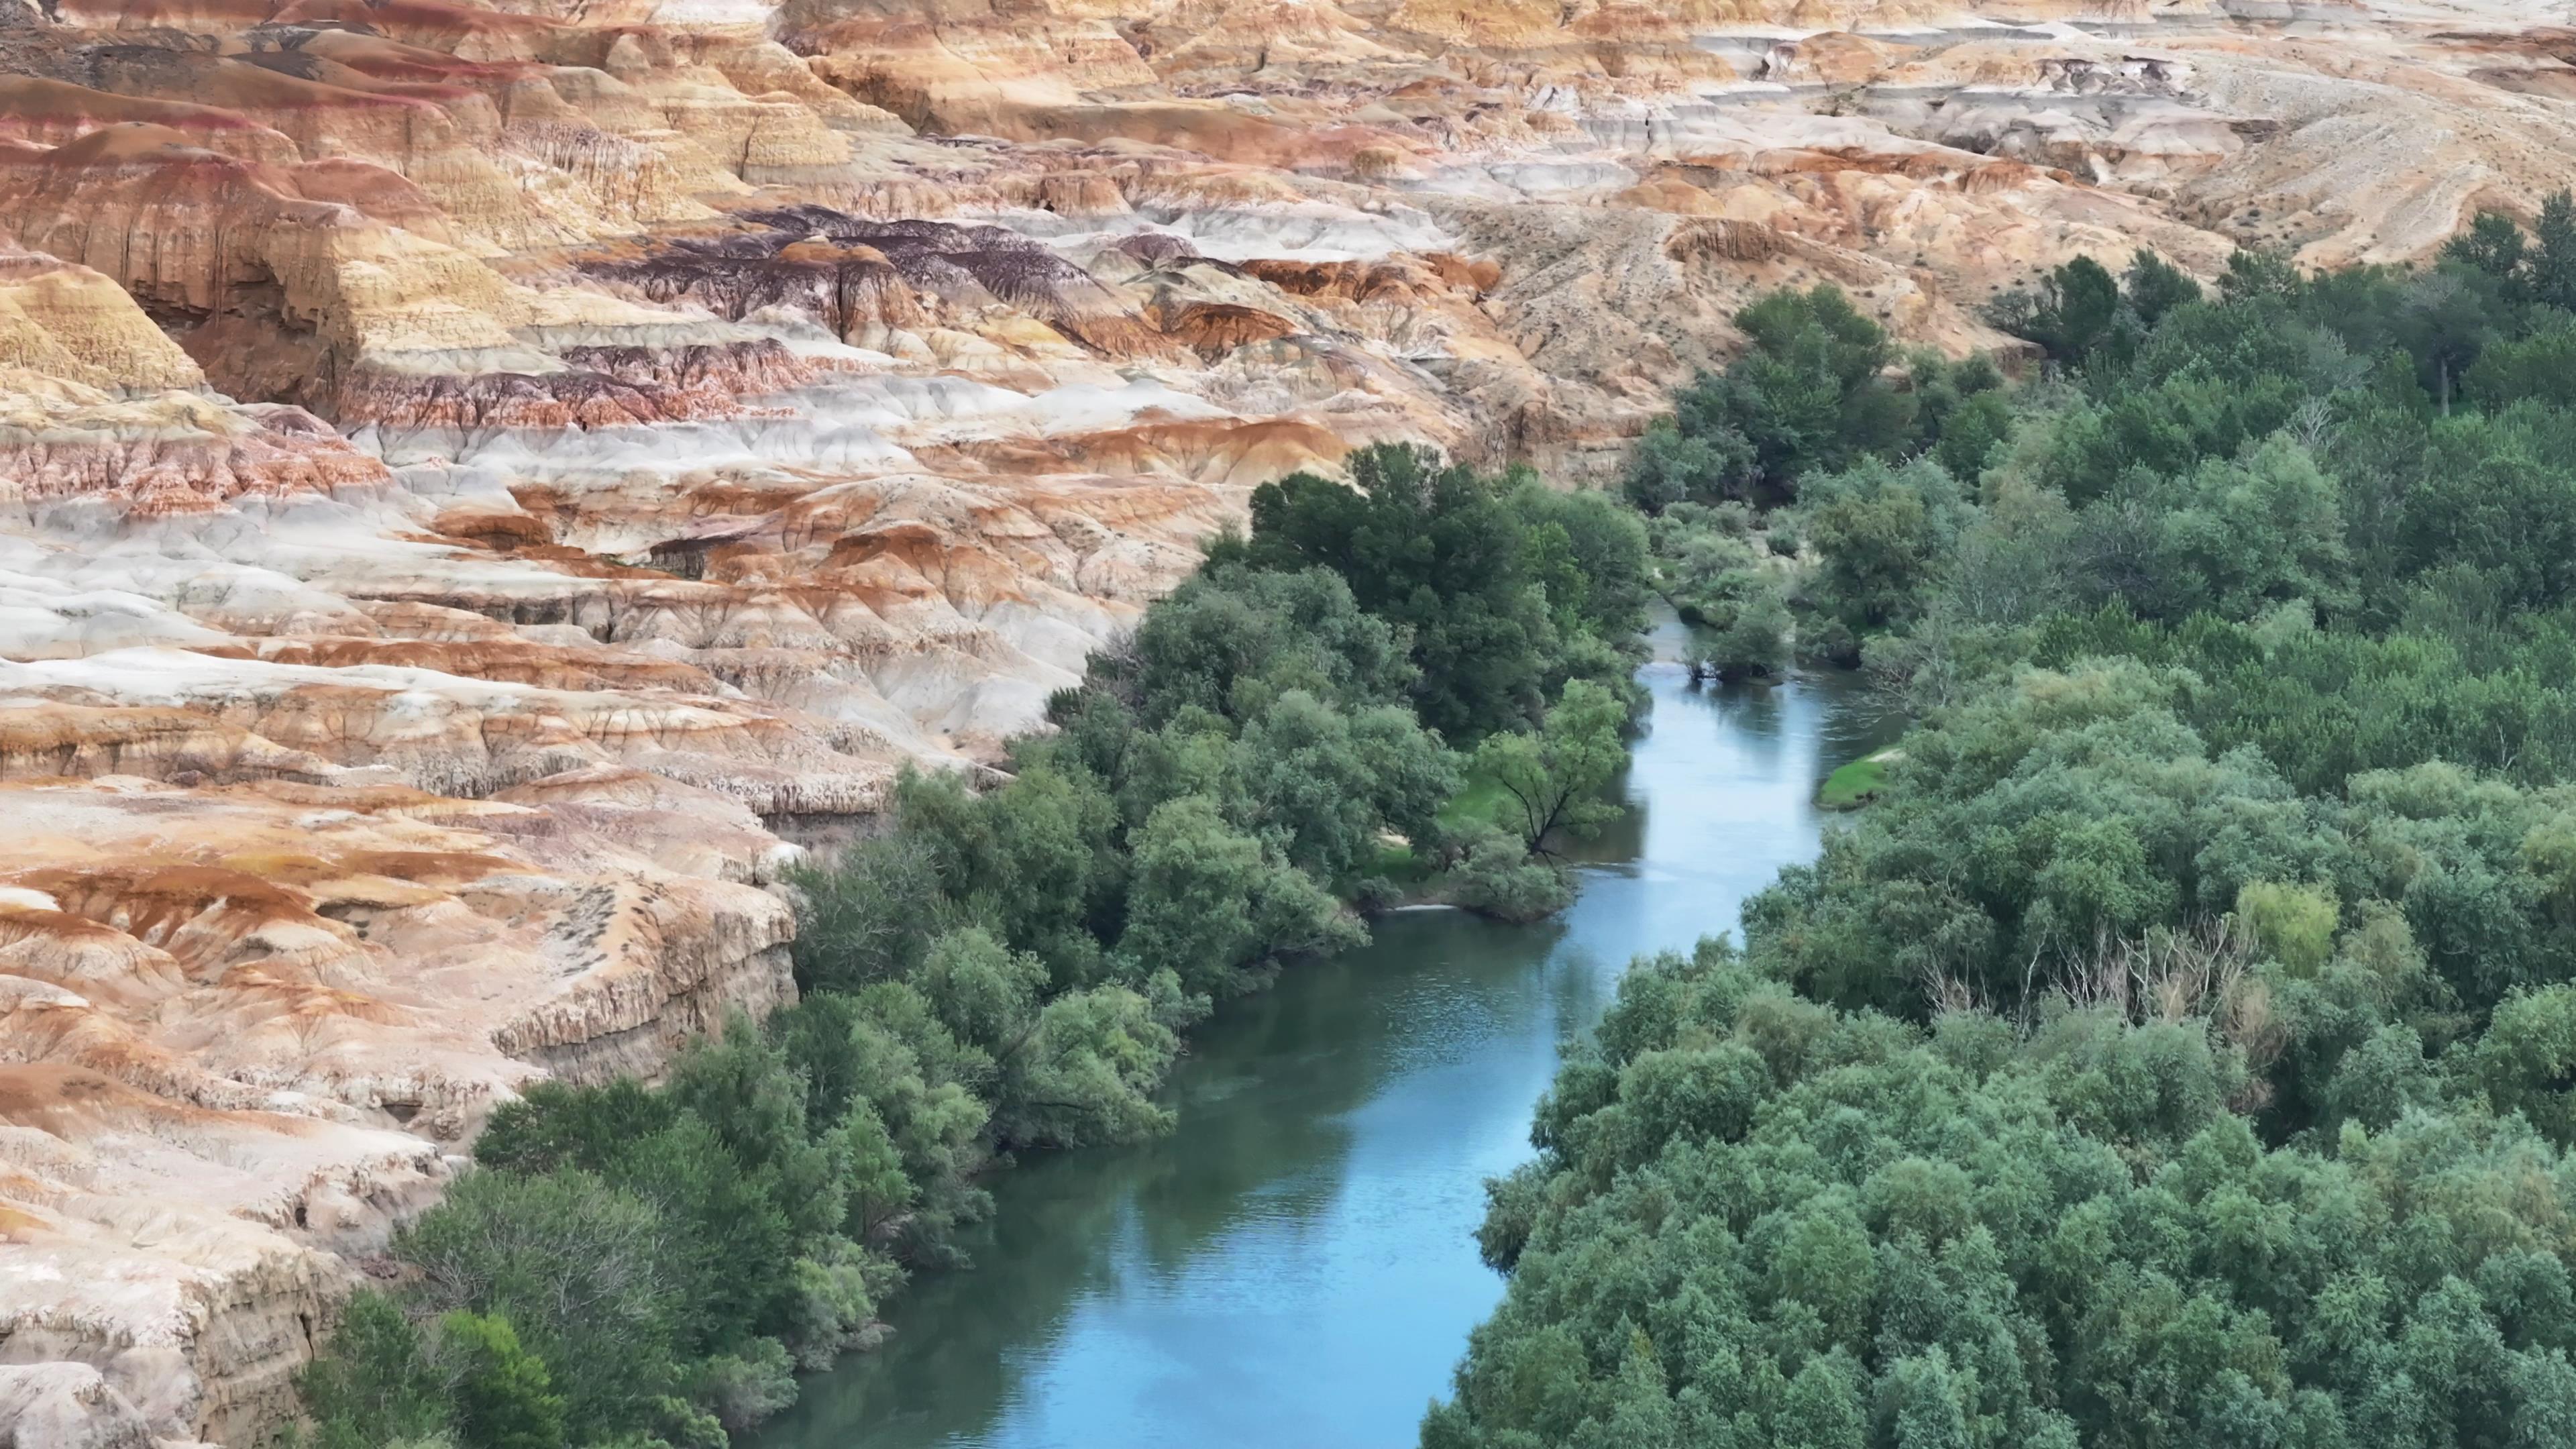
[1,0,2570,1439]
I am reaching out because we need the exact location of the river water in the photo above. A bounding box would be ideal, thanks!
[753,637,1895,1449]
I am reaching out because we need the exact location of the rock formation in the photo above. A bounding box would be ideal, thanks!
[1,0,2571,1440]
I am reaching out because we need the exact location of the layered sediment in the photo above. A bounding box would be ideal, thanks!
[1,0,2569,1440]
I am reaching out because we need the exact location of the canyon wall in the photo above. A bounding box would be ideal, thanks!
[1,0,2571,1440]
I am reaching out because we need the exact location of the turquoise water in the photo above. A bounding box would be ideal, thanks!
[753,649,1893,1449]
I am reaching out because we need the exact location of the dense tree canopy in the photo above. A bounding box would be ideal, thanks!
[1433,941,2576,1449]
[1434,195,2576,1449]
[1624,286,2008,515]
[296,444,1651,1449]
[1232,443,1648,741]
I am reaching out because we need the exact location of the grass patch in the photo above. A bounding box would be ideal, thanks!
[1343,773,1523,899]
[1358,767,1532,897]
[1367,837,1433,886]
[1438,770,1517,833]
[1819,751,1895,810]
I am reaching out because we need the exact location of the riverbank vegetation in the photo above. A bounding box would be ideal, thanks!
[290,447,1650,1448]
[1815,751,1891,811]
[1434,199,2576,1447]
[1627,284,2000,680]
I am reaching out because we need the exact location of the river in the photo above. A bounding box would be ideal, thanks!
[752,635,1896,1449]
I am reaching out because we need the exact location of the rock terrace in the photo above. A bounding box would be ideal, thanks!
[1,0,2571,1439]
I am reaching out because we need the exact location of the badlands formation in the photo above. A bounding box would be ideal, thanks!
[1,0,2574,1440]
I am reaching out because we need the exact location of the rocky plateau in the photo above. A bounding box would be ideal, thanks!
[0,0,2571,1441]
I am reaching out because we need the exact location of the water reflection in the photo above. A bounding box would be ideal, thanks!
[754,657,1896,1449]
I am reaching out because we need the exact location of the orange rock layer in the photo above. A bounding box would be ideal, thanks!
[5,0,2575,1441]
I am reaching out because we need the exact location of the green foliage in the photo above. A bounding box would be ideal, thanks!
[2219,246,2300,301]
[2447,191,2576,313]
[1817,755,1887,810]
[916,925,1047,1052]
[1929,388,2014,484]
[2469,985,2576,1147]
[1987,253,2125,364]
[1695,588,1793,682]
[437,1312,566,1449]
[1798,458,1971,634]
[310,1006,984,1442]
[2447,209,2530,286]
[2538,191,2576,313]
[1431,943,2576,1449]
[1515,480,1655,645]
[1623,416,1754,513]
[892,760,1122,984]
[1120,793,1362,994]
[2123,250,2204,328]
[997,979,1182,1146]
[784,833,945,994]
[299,1292,443,1449]
[307,398,1649,1449]
[1441,818,1576,922]
[689,1340,797,1433]
[1473,680,1631,853]
[1649,286,1919,501]
[1986,250,2203,372]
[1230,690,1459,882]
[2465,313,2576,411]
[1442,243,2576,1448]
[2237,879,2339,977]
[1238,444,1645,741]
[1112,563,1415,729]
[1651,505,1767,616]
[397,1164,686,1429]
[778,986,990,1254]
[1717,286,1918,488]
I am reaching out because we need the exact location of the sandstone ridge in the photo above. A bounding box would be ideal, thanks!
[3,0,2572,1440]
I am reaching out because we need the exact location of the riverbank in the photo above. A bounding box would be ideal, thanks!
[749,659,1894,1449]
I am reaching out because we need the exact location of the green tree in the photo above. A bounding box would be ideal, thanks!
[916,926,1047,1053]
[691,1339,797,1432]
[1474,680,1629,853]
[1778,1352,1868,1449]
[1118,794,1360,994]
[1228,690,1455,882]
[1512,480,1654,641]
[994,983,1181,1146]
[1930,389,2013,484]
[1801,458,1968,633]
[2513,1350,2576,1448]
[436,1312,566,1449]
[2446,209,2530,288]
[2466,314,2576,411]
[1674,285,1915,492]
[1116,564,1415,727]
[788,833,946,994]
[396,1169,680,1428]
[2237,879,2339,976]
[778,985,992,1259]
[2532,190,2576,313]
[1989,254,2123,364]
[301,1291,445,1449]
[2123,249,2203,327]
[1696,584,1792,682]
[1244,445,1557,741]
[1440,817,1574,922]
[1623,416,1755,512]
[2471,985,2576,1146]
[894,761,1122,983]
[2218,247,2300,300]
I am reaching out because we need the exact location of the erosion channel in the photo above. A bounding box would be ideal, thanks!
[753,628,1896,1449]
